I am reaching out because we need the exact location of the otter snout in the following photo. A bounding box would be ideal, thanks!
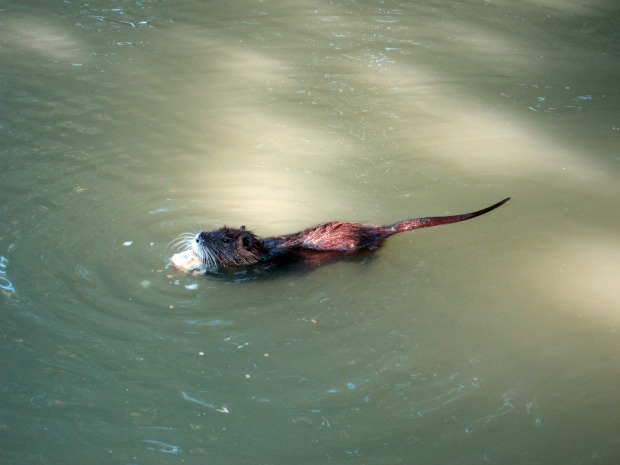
[192,233,202,255]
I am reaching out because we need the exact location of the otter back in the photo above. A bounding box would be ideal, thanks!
[171,197,510,273]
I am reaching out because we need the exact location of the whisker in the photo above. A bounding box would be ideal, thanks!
[198,244,216,270]
[168,232,197,252]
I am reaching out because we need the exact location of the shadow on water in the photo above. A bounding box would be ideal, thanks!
[2,0,620,464]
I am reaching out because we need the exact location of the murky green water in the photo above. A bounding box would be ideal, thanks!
[2,0,620,464]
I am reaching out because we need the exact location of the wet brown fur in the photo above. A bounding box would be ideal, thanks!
[191,198,509,272]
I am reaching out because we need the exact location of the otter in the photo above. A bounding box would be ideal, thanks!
[171,197,510,274]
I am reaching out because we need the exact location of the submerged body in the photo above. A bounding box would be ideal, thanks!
[171,197,510,274]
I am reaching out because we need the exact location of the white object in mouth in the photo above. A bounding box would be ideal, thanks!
[171,249,206,274]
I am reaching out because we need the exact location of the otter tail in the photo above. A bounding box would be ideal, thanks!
[384,197,510,235]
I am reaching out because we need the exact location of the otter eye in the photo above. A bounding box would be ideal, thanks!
[222,237,231,243]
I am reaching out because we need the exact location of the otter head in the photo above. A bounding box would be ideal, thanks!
[192,226,263,271]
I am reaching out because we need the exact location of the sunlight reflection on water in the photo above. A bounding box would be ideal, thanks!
[1,0,619,464]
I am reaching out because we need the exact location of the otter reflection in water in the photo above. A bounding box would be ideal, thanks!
[171,197,510,274]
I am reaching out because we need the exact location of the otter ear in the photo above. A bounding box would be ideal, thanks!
[241,233,253,250]
[240,225,246,230]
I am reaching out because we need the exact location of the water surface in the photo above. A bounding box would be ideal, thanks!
[1,0,620,464]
